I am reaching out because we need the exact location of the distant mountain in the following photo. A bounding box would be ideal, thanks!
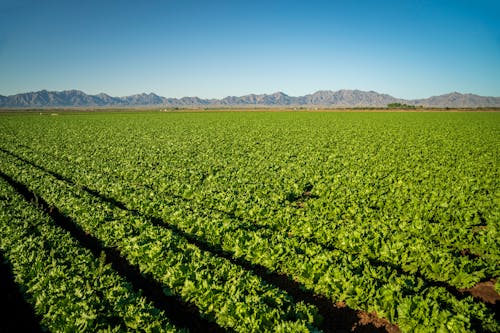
[410,92,500,108]
[0,90,121,107]
[123,93,164,105]
[0,89,499,108]
[298,90,404,106]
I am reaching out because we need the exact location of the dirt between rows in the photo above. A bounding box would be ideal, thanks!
[2,157,496,332]
[333,301,400,333]
[462,279,500,304]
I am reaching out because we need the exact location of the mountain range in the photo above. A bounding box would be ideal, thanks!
[1,89,499,108]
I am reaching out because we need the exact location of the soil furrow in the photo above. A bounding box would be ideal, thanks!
[0,170,224,333]
[0,147,398,332]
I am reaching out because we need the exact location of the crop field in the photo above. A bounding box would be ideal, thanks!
[0,111,498,332]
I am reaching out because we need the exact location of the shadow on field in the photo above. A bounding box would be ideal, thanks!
[4,142,500,330]
[0,147,400,333]
[0,170,224,333]
[0,251,43,333]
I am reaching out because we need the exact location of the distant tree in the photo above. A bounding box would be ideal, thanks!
[387,103,416,109]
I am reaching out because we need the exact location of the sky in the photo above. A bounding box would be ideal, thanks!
[0,0,499,99]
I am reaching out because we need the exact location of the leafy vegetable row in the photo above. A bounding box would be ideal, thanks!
[0,177,180,332]
[0,111,498,333]
[1,112,496,290]
[77,166,499,332]
[0,139,497,331]
[0,152,321,333]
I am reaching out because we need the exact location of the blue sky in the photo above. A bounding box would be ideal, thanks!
[0,0,499,99]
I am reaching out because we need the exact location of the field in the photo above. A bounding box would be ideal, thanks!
[0,111,498,332]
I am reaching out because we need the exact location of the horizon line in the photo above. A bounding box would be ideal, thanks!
[2,88,500,100]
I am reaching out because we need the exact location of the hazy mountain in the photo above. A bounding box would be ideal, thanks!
[0,90,121,107]
[297,90,404,106]
[220,92,294,105]
[0,89,499,108]
[123,93,164,105]
[410,92,500,108]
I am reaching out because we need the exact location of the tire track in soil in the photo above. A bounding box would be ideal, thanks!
[0,170,224,333]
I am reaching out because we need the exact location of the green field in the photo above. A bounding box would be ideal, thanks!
[0,111,498,332]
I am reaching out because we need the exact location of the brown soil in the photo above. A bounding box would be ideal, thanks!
[356,310,400,333]
[472,225,487,233]
[328,301,400,333]
[462,280,500,304]
[459,248,480,259]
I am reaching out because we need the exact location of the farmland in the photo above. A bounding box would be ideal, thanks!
[0,111,498,332]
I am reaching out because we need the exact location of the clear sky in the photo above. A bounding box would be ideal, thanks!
[0,0,499,99]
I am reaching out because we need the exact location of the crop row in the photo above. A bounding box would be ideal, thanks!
[0,176,180,332]
[0,115,498,331]
[0,151,321,332]
[1,113,497,290]
[0,111,498,332]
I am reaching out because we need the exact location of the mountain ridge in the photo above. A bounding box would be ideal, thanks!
[1,89,499,108]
